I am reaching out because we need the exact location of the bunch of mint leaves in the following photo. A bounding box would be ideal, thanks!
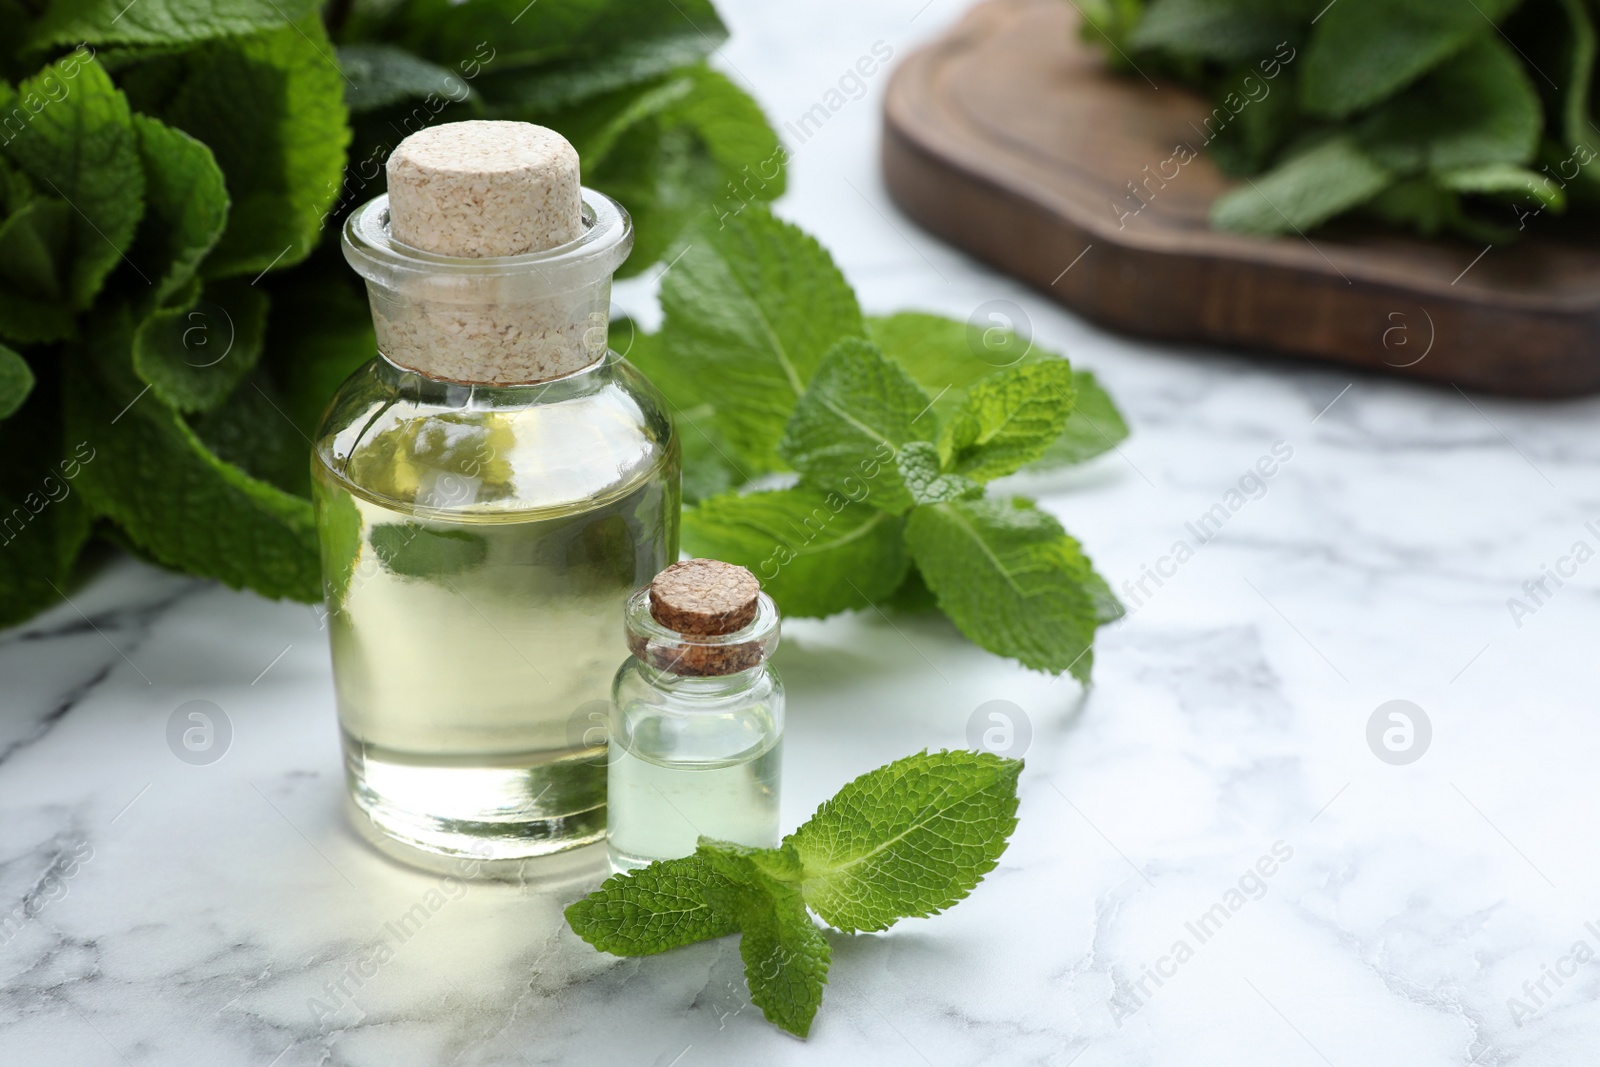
[0,0,783,627]
[566,749,1022,1038]
[625,207,1128,680]
[0,0,1128,681]
[1081,0,1592,240]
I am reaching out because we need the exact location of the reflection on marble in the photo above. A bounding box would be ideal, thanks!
[6,1,1600,1063]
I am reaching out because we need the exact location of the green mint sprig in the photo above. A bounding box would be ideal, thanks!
[565,749,1023,1038]
[628,205,1128,680]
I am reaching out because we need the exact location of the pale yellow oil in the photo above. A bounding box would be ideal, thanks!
[315,464,672,859]
[311,358,677,864]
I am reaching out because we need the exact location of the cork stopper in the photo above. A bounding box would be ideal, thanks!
[649,559,761,636]
[346,120,627,386]
[387,121,582,257]
[623,572,777,678]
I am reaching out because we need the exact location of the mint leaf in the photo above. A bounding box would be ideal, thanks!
[188,371,310,497]
[734,898,830,1038]
[1362,176,1456,235]
[133,280,266,412]
[478,34,717,115]
[564,853,740,956]
[337,44,472,114]
[0,296,74,346]
[0,197,76,343]
[883,563,941,614]
[866,313,1127,470]
[124,17,351,278]
[659,206,863,469]
[1079,0,1145,57]
[867,311,1027,422]
[66,310,319,602]
[789,750,1022,934]
[1301,0,1521,119]
[1206,59,1303,176]
[617,318,747,502]
[677,410,741,504]
[550,76,698,178]
[1130,0,1313,62]
[474,11,725,114]
[1526,0,1600,189]
[261,274,375,438]
[0,56,144,310]
[0,374,91,627]
[1084,565,1126,627]
[0,197,71,301]
[905,496,1110,679]
[682,484,908,618]
[128,114,229,306]
[657,65,786,204]
[779,338,933,513]
[567,842,828,1038]
[1362,162,1564,242]
[32,0,318,47]
[0,343,32,420]
[939,361,1076,481]
[866,310,1045,407]
[393,0,725,111]
[1356,36,1541,173]
[896,442,983,506]
[1211,135,1393,234]
[1031,369,1130,469]
[568,840,829,1037]
[614,317,700,412]
[1437,162,1564,211]
[700,844,829,1039]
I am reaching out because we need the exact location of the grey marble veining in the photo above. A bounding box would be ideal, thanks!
[6,1,1600,1064]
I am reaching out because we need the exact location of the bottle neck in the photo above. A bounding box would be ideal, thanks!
[344,190,631,386]
[363,275,612,386]
[633,659,769,697]
[370,345,615,405]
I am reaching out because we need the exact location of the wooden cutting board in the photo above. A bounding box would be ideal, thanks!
[882,0,1600,397]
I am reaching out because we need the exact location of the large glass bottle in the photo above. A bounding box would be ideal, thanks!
[314,181,679,871]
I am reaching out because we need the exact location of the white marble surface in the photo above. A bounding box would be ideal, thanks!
[6,2,1600,1064]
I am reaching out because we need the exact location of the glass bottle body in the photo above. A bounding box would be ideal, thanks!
[606,592,784,872]
[313,352,679,867]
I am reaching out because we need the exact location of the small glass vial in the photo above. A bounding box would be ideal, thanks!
[313,122,679,872]
[607,560,784,872]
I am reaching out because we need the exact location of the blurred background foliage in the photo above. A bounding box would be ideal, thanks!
[1081,0,1599,240]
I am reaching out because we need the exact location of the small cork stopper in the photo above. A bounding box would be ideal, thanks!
[650,560,761,636]
[387,121,582,257]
